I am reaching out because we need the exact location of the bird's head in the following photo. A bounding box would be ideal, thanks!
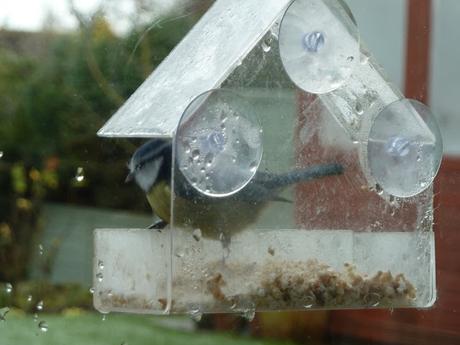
[126,139,172,193]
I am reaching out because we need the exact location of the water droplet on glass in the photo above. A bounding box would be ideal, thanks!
[205,153,214,167]
[36,301,44,311]
[385,136,411,158]
[249,162,258,173]
[347,56,354,62]
[361,54,370,65]
[96,273,103,282]
[0,307,9,322]
[192,228,202,242]
[191,137,197,143]
[5,283,12,294]
[33,313,38,322]
[98,260,104,270]
[0,151,3,159]
[75,167,85,182]
[303,31,325,53]
[102,314,107,321]
[38,321,48,332]
[27,294,33,302]
[420,181,428,188]
[375,184,384,196]
[262,38,272,53]
[355,102,364,115]
[189,308,202,322]
[38,244,44,255]
[191,149,200,161]
[242,308,256,321]
[89,287,95,294]
[175,249,184,258]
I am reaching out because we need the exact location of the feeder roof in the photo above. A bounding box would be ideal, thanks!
[97,0,291,138]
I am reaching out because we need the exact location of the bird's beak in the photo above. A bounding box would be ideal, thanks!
[125,172,135,183]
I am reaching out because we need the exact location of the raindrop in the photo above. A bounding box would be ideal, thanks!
[0,151,3,159]
[416,155,422,162]
[102,314,107,321]
[75,167,85,182]
[355,102,364,115]
[33,313,38,322]
[262,38,272,53]
[420,181,428,188]
[38,244,44,256]
[242,308,256,321]
[191,137,197,143]
[175,249,184,258]
[191,149,200,160]
[183,140,191,154]
[0,307,9,322]
[249,162,258,173]
[192,228,202,242]
[360,52,370,65]
[189,308,202,322]
[303,31,325,53]
[38,321,48,332]
[5,282,12,294]
[200,167,206,174]
[96,273,103,282]
[98,260,104,270]
[205,153,214,167]
[89,287,95,294]
[27,295,33,302]
[36,300,44,311]
[375,184,384,196]
[347,56,355,62]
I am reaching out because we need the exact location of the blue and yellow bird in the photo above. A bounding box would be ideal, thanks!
[126,139,343,243]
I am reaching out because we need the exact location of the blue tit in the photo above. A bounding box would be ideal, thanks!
[126,139,343,242]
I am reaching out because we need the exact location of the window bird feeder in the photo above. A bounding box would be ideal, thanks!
[94,0,442,316]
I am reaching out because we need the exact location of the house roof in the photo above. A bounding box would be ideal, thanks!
[97,0,292,138]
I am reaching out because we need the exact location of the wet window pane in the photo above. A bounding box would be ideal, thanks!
[1,0,459,344]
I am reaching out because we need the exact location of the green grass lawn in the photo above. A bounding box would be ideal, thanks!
[0,311,294,345]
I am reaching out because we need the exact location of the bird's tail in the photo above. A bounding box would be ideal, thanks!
[263,163,344,190]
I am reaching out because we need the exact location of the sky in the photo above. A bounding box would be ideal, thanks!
[0,0,181,34]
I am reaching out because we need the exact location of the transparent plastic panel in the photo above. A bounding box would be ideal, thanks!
[169,89,436,315]
[93,229,171,315]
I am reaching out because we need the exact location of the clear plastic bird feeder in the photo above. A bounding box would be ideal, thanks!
[94,0,442,316]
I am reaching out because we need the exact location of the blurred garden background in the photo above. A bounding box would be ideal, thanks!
[1,0,460,344]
